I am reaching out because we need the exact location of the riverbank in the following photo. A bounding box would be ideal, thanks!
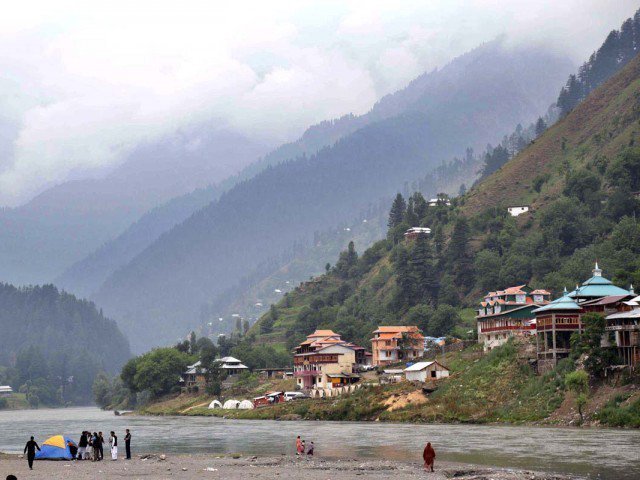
[141,342,640,428]
[0,453,575,479]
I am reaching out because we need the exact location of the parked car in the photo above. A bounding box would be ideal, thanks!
[284,391,309,401]
[358,364,376,372]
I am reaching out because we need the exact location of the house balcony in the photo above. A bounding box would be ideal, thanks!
[294,369,320,377]
[480,325,535,333]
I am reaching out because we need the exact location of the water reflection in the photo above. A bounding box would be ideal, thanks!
[0,407,638,479]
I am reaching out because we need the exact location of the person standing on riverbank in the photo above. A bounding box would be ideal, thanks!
[109,431,118,460]
[98,432,105,460]
[125,429,131,459]
[423,442,436,472]
[77,431,87,460]
[23,436,40,470]
[295,436,302,456]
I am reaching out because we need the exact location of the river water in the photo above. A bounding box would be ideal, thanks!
[0,407,638,479]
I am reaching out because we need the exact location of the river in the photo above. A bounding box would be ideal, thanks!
[0,407,638,479]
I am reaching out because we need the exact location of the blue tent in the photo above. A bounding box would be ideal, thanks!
[35,435,76,460]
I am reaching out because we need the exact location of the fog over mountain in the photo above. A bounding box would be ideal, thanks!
[92,39,574,351]
[0,1,636,207]
[0,1,637,347]
[0,125,267,285]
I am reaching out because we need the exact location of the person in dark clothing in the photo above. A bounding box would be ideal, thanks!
[125,429,132,460]
[7,475,18,480]
[23,436,40,470]
[78,431,88,460]
[68,440,78,459]
[97,432,104,460]
[423,442,436,472]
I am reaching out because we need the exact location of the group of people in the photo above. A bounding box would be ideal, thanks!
[294,435,314,457]
[21,429,132,471]
[76,430,125,461]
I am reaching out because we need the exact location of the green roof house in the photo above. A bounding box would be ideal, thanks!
[568,263,630,301]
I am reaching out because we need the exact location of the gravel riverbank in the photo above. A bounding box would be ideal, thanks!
[0,453,575,479]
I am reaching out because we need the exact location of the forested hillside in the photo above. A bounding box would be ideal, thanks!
[0,284,130,406]
[231,46,640,362]
[91,40,570,352]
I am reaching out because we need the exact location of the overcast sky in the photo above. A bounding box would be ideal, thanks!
[0,0,637,206]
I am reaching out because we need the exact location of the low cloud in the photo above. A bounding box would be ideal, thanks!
[0,0,637,206]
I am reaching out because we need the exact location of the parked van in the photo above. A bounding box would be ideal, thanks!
[284,391,308,401]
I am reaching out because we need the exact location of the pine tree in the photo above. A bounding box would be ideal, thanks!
[535,117,547,137]
[448,217,470,262]
[409,235,439,303]
[388,193,407,229]
[394,246,415,307]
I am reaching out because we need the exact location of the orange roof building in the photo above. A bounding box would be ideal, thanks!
[476,284,551,352]
[293,329,369,391]
[370,326,424,367]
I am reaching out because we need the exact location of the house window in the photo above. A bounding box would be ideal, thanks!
[431,371,436,378]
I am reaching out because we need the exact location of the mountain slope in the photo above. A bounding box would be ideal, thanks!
[0,125,268,285]
[240,48,640,355]
[0,283,131,405]
[54,185,220,298]
[92,41,573,352]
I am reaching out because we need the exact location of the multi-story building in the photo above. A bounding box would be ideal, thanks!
[371,326,425,366]
[534,264,631,371]
[293,330,362,391]
[605,293,640,369]
[476,285,550,351]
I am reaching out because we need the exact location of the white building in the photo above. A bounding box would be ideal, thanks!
[404,361,450,382]
[507,206,530,217]
[217,356,249,375]
[0,386,13,396]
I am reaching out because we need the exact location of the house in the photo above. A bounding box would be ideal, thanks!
[507,205,530,216]
[404,361,450,382]
[371,326,425,366]
[476,285,550,351]
[0,386,13,396]
[533,264,631,371]
[181,361,207,390]
[427,195,451,207]
[292,330,363,391]
[404,227,431,241]
[605,294,640,369]
[217,356,249,375]
[181,356,249,391]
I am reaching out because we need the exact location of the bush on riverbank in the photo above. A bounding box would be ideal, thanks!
[595,394,640,427]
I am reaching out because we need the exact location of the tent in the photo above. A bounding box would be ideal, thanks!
[35,435,76,460]
[208,399,222,409]
[222,399,240,409]
[238,400,254,409]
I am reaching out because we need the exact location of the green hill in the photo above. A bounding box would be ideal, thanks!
[0,283,131,407]
[230,43,640,360]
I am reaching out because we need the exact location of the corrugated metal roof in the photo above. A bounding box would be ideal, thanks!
[533,293,582,313]
[606,308,640,320]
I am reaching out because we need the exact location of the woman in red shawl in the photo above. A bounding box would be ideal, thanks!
[423,442,436,472]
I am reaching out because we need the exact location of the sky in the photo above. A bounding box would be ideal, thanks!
[0,0,637,206]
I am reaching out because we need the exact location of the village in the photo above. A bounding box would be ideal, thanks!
[172,254,639,414]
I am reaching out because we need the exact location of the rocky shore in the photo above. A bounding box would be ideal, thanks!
[0,453,575,479]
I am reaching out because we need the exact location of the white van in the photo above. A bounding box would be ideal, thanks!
[284,391,308,401]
